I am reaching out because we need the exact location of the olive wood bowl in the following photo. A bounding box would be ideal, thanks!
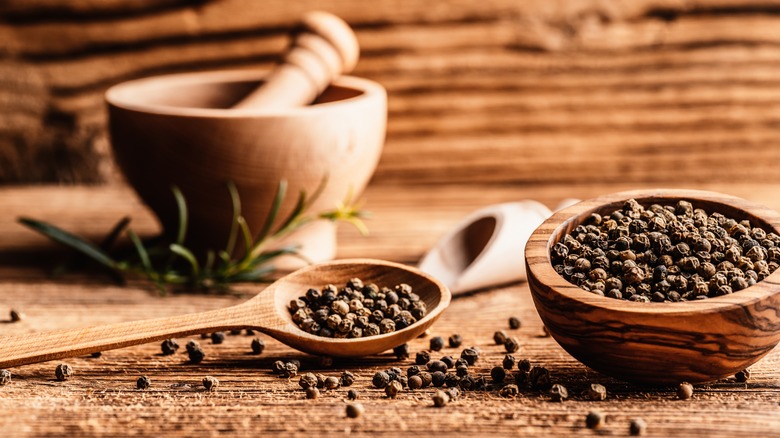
[525,189,780,384]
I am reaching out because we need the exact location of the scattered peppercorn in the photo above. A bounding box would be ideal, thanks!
[271,360,286,374]
[290,279,425,338]
[281,362,298,378]
[210,332,226,344]
[91,352,102,358]
[528,366,551,390]
[553,199,780,302]
[735,369,751,382]
[508,316,521,329]
[427,360,448,374]
[499,384,519,397]
[432,390,449,407]
[491,366,506,383]
[415,350,431,365]
[430,336,445,351]
[393,344,410,360]
[346,403,364,418]
[630,418,647,436]
[419,371,433,388]
[493,330,507,345]
[408,375,423,390]
[385,379,402,398]
[0,369,10,386]
[245,329,255,335]
[230,329,242,335]
[9,309,24,322]
[460,348,479,365]
[518,358,532,373]
[250,338,265,355]
[431,371,446,387]
[372,371,390,388]
[299,373,318,389]
[586,410,605,429]
[339,371,356,387]
[136,376,151,390]
[55,363,73,381]
[440,355,455,369]
[549,383,568,402]
[504,336,520,353]
[161,339,179,356]
[587,383,607,401]
[503,354,516,370]
[187,341,205,364]
[448,334,463,348]
[202,376,219,391]
[306,387,320,399]
[347,389,358,400]
[677,382,693,399]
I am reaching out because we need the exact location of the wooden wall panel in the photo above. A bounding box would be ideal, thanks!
[2,0,780,184]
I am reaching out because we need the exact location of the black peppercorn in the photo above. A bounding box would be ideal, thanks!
[493,330,507,345]
[528,366,551,390]
[188,346,205,364]
[372,371,390,388]
[323,376,340,390]
[735,369,751,382]
[677,382,693,400]
[432,390,449,407]
[210,331,226,344]
[549,383,568,402]
[385,380,402,398]
[54,363,73,381]
[161,339,179,356]
[587,383,607,401]
[503,354,516,370]
[444,373,460,388]
[340,371,356,387]
[9,309,23,323]
[271,360,286,374]
[448,334,463,348]
[415,350,431,365]
[408,375,423,390]
[504,336,520,353]
[431,371,446,387]
[630,418,647,436]
[202,376,219,391]
[427,360,448,374]
[0,369,10,386]
[586,410,605,429]
[460,348,479,365]
[347,389,358,400]
[346,403,364,418]
[251,338,265,355]
[281,362,298,378]
[491,366,506,383]
[430,336,445,351]
[440,355,456,369]
[517,358,531,373]
[306,387,320,399]
[508,316,521,329]
[136,376,151,390]
[499,384,519,397]
[299,373,318,389]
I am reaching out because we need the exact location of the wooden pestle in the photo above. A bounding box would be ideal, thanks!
[232,11,359,109]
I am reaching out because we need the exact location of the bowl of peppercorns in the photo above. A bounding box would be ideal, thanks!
[525,189,780,384]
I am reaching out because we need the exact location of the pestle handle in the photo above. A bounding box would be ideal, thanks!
[232,11,359,109]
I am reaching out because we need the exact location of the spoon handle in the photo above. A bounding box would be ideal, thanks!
[0,306,255,368]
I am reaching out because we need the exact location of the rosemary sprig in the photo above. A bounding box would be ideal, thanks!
[18,180,369,293]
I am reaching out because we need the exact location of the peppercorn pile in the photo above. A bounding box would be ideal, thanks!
[552,199,780,302]
[288,278,427,338]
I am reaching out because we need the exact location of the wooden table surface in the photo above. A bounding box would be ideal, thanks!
[0,183,779,437]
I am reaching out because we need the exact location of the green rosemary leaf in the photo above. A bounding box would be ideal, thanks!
[246,245,301,268]
[127,229,152,274]
[253,180,287,249]
[100,216,131,250]
[236,216,253,257]
[172,186,188,245]
[18,217,118,270]
[169,243,200,278]
[225,181,241,256]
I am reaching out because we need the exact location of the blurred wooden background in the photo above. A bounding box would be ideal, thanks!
[2,0,780,184]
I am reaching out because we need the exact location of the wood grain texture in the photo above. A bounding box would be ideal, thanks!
[526,189,780,384]
[5,1,780,183]
[0,184,778,437]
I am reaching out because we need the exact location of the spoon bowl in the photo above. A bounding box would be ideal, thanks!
[0,259,450,367]
[525,189,780,384]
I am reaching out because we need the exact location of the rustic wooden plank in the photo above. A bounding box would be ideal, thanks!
[0,184,778,437]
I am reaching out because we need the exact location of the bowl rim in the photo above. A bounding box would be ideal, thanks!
[104,70,386,118]
[525,188,780,315]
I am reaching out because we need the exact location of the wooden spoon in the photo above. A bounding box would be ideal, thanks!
[525,189,780,384]
[0,259,450,368]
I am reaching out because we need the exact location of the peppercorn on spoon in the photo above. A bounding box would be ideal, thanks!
[0,259,450,368]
